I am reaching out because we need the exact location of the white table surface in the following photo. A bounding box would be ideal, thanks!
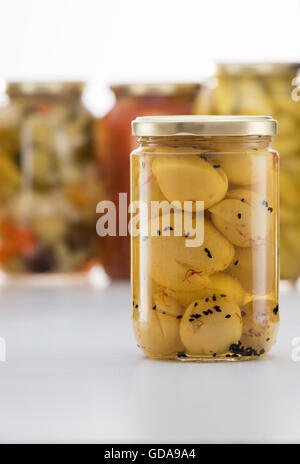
[0,280,299,444]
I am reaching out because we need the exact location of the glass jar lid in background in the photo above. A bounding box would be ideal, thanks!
[6,81,85,98]
[215,62,300,75]
[110,83,201,98]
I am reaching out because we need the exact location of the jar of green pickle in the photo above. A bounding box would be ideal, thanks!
[196,63,300,282]
[131,116,278,361]
[0,81,102,277]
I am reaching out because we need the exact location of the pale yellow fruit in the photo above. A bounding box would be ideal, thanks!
[280,170,300,208]
[180,296,242,355]
[280,204,297,225]
[236,76,274,115]
[273,95,300,122]
[131,235,140,302]
[284,225,300,256]
[212,75,237,114]
[133,292,184,357]
[227,243,276,295]
[273,136,300,158]
[152,156,228,210]
[167,272,245,308]
[131,156,165,204]
[202,272,245,306]
[0,154,21,198]
[32,217,67,244]
[150,212,235,292]
[280,240,300,281]
[273,112,299,137]
[209,189,272,247]
[152,290,184,317]
[241,298,279,354]
[212,151,272,186]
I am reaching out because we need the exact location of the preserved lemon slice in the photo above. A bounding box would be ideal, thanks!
[152,156,228,210]
[149,212,235,291]
[131,156,165,204]
[133,291,184,357]
[166,272,245,308]
[212,151,272,185]
[180,296,242,355]
[227,243,275,295]
[209,189,272,247]
[241,298,279,354]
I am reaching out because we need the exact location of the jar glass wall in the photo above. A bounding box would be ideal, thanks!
[131,116,279,361]
[95,83,200,279]
[195,63,300,283]
[0,82,101,277]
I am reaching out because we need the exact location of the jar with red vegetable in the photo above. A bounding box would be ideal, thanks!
[94,83,200,279]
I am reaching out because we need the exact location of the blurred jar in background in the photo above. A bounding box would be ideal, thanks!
[196,63,300,283]
[0,81,102,276]
[95,83,200,279]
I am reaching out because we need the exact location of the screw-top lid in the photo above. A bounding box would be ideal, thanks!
[132,115,277,137]
[216,62,300,75]
[7,81,85,97]
[111,83,200,98]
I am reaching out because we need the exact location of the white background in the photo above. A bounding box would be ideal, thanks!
[0,283,300,444]
[0,1,300,443]
[0,0,299,115]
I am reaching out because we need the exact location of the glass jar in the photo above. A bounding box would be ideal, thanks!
[131,116,279,361]
[196,63,300,283]
[95,83,200,279]
[0,81,102,276]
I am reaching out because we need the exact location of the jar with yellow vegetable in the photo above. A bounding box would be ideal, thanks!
[0,81,102,277]
[196,63,300,282]
[131,116,279,361]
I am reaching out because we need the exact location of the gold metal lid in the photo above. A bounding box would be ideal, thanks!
[132,116,277,137]
[7,81,85,97]
[216,62,300,75]
[110,83,200,98]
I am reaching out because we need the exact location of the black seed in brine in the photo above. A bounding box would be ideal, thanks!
[204,248,213,259]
